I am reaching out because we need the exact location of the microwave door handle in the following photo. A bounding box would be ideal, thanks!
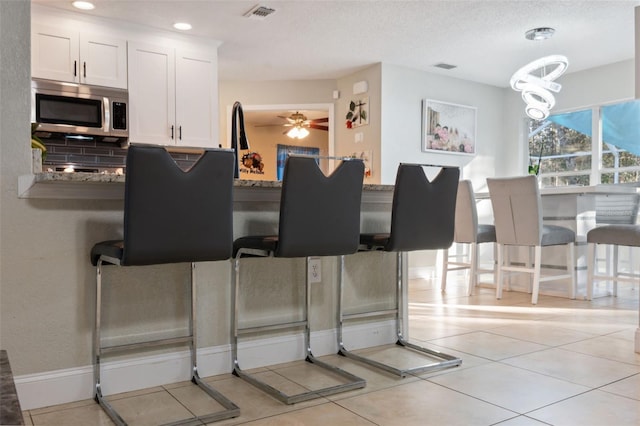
[103,97,110,133]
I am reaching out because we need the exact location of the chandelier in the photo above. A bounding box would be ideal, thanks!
[510,54,569,120]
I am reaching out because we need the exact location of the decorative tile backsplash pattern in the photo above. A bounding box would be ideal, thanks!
[41,138,201,172]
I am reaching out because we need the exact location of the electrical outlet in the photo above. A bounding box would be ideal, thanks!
[308,257,321,283]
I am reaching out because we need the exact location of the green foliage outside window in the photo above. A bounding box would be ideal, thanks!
[527,105,640,186]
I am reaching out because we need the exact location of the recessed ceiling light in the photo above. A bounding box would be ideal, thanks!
[525,27,555,41]
[72,1,95,10]
[173,22,192,31]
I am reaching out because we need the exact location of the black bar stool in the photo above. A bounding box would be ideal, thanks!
[90,144,239,425]
[231,155,366,404]
[338,164,463,377]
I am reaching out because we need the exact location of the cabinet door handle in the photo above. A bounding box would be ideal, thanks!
[83,62,86,78]
[171,125,174,139]
[73,60,77,77]
[179,126,182,140]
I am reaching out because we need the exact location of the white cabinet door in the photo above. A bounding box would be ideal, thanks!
[129,43,219,148]
[175,51,218,147]
[80,34,127,88]
[32,25,127,88]
[127,42,176,145]
[32,25,79,83]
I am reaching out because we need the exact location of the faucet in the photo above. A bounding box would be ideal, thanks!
[231,101,250,178]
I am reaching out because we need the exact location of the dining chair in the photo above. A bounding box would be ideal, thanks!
[593,191,640,291]
[90,145,239,425]
[441,179,496,295]
[487,175,576,305]
[338,164,463,377]
[231,155,366,405]
[586,224,640,300]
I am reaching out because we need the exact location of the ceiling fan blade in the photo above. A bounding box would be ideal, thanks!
[309,117,329,123]
[308,123,329,131]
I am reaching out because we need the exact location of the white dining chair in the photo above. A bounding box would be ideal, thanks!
[587,224,640,300]
[487,175,576,305]
[593,191,640,292]
[441,180,496,295]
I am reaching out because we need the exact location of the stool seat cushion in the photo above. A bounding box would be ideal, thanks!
[541,225,575,246]
[91,240,124,266]
[477,224,497,244]
[359,233,390,250]
[587,224,640,247]
[233,236,278,257]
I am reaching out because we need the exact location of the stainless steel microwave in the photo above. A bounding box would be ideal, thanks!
[31,78,128,143]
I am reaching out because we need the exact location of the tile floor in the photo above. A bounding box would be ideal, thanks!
[22,276,640,425]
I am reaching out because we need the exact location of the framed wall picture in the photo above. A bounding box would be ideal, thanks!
[422,99,477,155]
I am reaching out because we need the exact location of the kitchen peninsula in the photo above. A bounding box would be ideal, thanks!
[14,170,403,409]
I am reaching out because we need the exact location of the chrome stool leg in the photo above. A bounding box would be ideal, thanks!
[94,261,239,425]
[232,254,365,405]
[338,252,462,377]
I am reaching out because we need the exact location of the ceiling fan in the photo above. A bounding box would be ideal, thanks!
[256,111,329,139]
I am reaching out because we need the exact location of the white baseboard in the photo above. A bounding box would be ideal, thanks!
[15,319,396,410]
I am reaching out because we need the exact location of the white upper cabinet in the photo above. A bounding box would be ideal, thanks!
[128,42,218,148]
[175,51,217,147]
[32,24,127,89]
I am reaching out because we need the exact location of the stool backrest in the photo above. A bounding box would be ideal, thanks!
[386,165,460,252]
[276,156,364,257]
[122,145,234,266]
[487,175,541,246]
[454,180,479,244]
[595,191,640,225]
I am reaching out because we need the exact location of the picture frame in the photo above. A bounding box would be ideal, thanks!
[422,99,477,155]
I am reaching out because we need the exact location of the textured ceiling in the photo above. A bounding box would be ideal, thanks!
[33,0,640,88]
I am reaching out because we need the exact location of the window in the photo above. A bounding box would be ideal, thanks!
[528,100,640,187]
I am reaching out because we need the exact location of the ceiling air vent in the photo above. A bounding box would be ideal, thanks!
[244,5,276,20]
[434,63,457,70]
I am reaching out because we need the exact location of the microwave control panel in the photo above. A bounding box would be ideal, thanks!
[112,102,127,130]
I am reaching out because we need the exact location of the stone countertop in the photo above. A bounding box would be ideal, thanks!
[1,350,24,425]
[18,172,394,201]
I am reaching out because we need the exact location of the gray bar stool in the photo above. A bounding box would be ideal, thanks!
[441,179,496,295]
[338,164,463,377]
[90,145,239,425]
[231,155,366,404]
[587,224,640,300]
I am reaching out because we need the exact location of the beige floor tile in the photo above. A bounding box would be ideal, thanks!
[241,402,375,425]
[429,331,548,360]
[489,322,596,346]
[337,379,515,426]
[166,383,229,416]
[428,362,589,413]
[107,389,194,425]
[28,398,98,416]
[561,335,640,365]
[600,373,640,401]
[21,412,34,426]
[313,353,417,401]
[502,347,640,387]
[30,402,115,426]
[528,389,640,426]
[201,374,326,425]
[346,343,456,372]
[495,415,550,425]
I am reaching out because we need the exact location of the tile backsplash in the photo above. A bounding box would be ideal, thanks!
[41,138,202,172]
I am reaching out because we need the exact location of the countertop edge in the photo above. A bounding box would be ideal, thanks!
[18,173,394,201]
